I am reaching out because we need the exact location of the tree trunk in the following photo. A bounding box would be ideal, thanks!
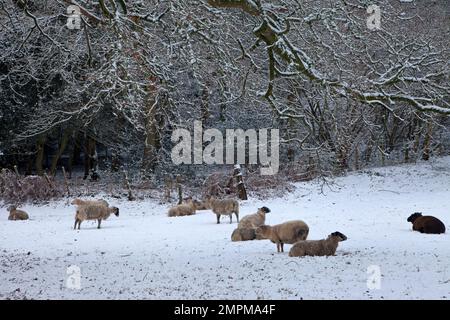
[404,146,410,163]
[164,177,173,203]
[336,144,349,171]
[422,120,433,161]
[201,85,210,123]
[25,156,33,176]
[62,166,70,197]
[84,137,96,180]
[35,135,46,176]
[233,165,248,200]
[111,150,121,172]
[142,77,165,175]
[67,132,81,179]
[123,170,135,201]
[176,176,183,205]
[354,145,360,170]
[50,128,71,176]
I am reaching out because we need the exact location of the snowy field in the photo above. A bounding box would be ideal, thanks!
[1,158,449,300]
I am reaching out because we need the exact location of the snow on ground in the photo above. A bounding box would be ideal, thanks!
[1,158,450,300]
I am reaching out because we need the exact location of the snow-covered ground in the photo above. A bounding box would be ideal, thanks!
[1,158,450,300]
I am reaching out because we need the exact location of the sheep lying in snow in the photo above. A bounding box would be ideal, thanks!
[74,204,119,230]
[206,196,239,224]
[8,206,29,221]
[288,232,347,257]
[407,212,446,234]
[71,198,109,207]
[168,199,196,217]
[231,227,258,241]
[238,207,271,229]
[256,220,309,253]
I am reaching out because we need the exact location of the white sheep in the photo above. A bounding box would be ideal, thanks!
[206,196,239,224]
[74,204,119,230]
[256,220,309,253]
[238,206,270,229]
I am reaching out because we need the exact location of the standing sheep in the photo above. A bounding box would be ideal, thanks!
[238,207,271,229]
[288,232,347,257]
[206,196,239,224]
[7,206,29,221]
[407,212,446,234]
[168,199,196,217]
[256,220,309,253]
[74,204,119,230]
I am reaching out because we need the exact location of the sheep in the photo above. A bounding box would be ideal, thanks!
[7,206,29,221]
[231,207,270,241]
[71,198,109,207]
[193,199,209,211]
[407,212,446,234]
[168,199,196,217]
[74,204,119,230]
[255,220,309,253]
[238,206,271,229]
[205,196,239,224]
[231,227,257,241]
[288,232,347,257]
[181,197,209,211]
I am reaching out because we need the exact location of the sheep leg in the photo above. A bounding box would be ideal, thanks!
[229,214,232,224]
[276,243,280,253]
[74,219,78,230]
[78,221,82,230]
[97,219,102,229]
[216,214,220,224]
[235,212,239,223]
[280,243,284,253]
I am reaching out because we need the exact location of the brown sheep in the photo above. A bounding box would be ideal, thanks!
[231,227,258,241]
[8,206,29,221]
[205,196,239,224]
[289,232,347,257]
[407,212,446,234]
[168,199,196,217]
[238,206,270,229]
[256,220,309,253]
[74,204,119,230]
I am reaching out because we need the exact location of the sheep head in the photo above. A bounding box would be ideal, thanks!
[7,205,16,212]
[111,207,120,217]
[71,199,82,205]
[407,212,422,223]
[194,199,208,209]
[204,195,217,207]
[258,206,271,214]
[330,231,347,241]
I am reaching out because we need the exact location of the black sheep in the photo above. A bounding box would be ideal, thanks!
[407,212,445,234]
